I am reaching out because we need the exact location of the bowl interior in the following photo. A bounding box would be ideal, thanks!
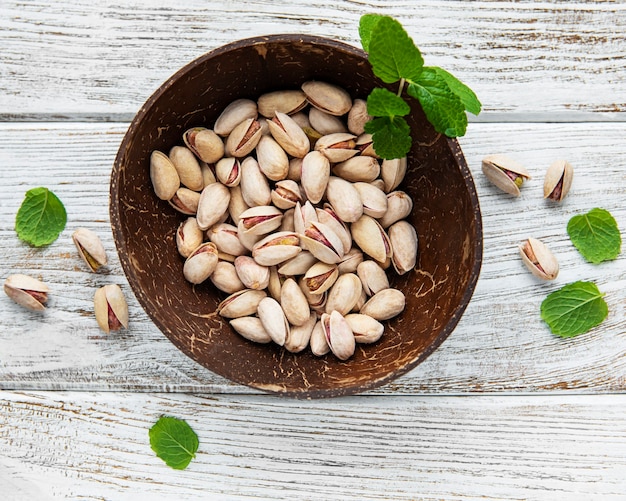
[111,35,482,398]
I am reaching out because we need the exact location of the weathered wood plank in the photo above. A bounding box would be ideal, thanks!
[0,0,624,119]
[0,122,624,394]
[1,392,625,500]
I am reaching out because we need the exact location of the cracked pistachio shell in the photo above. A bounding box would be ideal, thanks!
[72,227,107,272]
[347,99,372,136]
[215,157,241,187]
[271,180,302,210]
[299,276,327,312]
[544,159,573,202]
[381,157,407,193]
[257,90,307,118]
[176,217,204,258]
[257,297,289,346]
[357,260,389,296]
[355,133,378,158]
[345,313,384,344]
[353,182,388,219]
[280,277,311,327]
[316,205,352,254]
[183,127,224,164]
[225,118,263,157]
[236,219,262,252]
[285,311,317,353]
[300,221,345,265]
[333,156,380,183]
[519,237,559,280]
[169,145,204,191]
[256,135,289,181]
[482,154,531,196]
[252,231,302,267]
[325,273,363,316]
[169,187,201,215]
[278,251,317,276]
[301,150,330,204]
[360,288,406,321]
[293,201,318,237]
[314,133,358,163]
[337,248,364,275]
[309,107,348,136]
[208,222,247,257]
[267,112,310,158]
[214,98,258,137]
[217,289,267,319]
[388,221,418,275]
[150,150,180,200]
[240,157,271,207]
[229,316,272,344]
[351,215,393,263]
[322,310,355,361]
[239,205,283,236]
[196,182,231,231]
[210,261,245,294]
[301,81,352,116]
[4,274,49,311]
[303,262,339,295]
[94,284,128,333]
[183,242,219,284]
[310,320,330,356]
[325,176,363,223]
[378,191,413,228]
[234,255,270,290]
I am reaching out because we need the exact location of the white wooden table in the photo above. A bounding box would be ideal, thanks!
[1,2,625,499]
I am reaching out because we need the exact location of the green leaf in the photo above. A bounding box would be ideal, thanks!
[364,116,412,160]
[359,14,385,52]
[407,68,467,137]
[428,66,482,115]
[540,281,608,338]
[149,416,199,470]
[567,208,621,263]
[15,187,67,247]
[366,87,411,117]
[368,16,424,83]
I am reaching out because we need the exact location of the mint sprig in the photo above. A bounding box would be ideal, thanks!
[567,208,621,264]
[149,416,199,470]
[359,14,481,159]
[15,187,67,247]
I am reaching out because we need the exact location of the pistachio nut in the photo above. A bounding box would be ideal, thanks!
[332,156,380,183]
[301,150,330,204]
[210,261,246,294]
[357,260,390,296]
[200,161,217,187]
[257,90,307,118]
[285,311,317,353]
[325,176,363,223]
[278,251,317,276]
[236,219,262,252]
[353,182,388,219]
[257,297,289,346]
[271,179,302,210]
[354,287,368,312]
[519,237,559,280]
[256,135,290,181]
[388,221,418,275]
[289,111,311,130]
[176,217,204,258]
[196,182,231,230]
[347,99,372,136]
[315,205,352,254]
[183,242,219,284]
[287,157,303,182]
[301,81,352,116]
[314,133,358,163]
[169,187,201,215]
[308,107,348,135]
[266,266,283,301]
[280,208,296,232]
[4,274,49,311]
[299,276,327,312]
[227,185,249,226]
[183,127,224,164]
[251,231,302,266]
[355,133,378,158]
[325,273,363,316]
[280,277,311,327]
[321,310,356,361]
[360,288,406,321]
[150,150,180,200]
[544,159,573,202]
[229,316,272,344]
[293,201,319,237]
[310,320,330,356]
[239,205,283,236]
[344,313,384,344]
[214,98,258,137]
[381,156,407,193]
[337,248,364,275]
[94,284,128,333]
[208,222,247,257]
[378,191,413,228]
[169,145,204,191]
[234,255,270,290]
[370,178,386,191]
[482,154,531,197]
[225,118,263,157]
[351,215,393,263]
[215,157,241,187]
[303,261,339,295]
[240,157,271,207]
[217,289,267,319]
[300,221,345,264]
[267,112,310,158]
[72,227,107,272]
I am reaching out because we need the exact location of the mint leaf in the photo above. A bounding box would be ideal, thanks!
[149,416,199,470]
[407,68,467,137]
[359,13,385,52]
[540,281,608,338]
[366,87,411,117]
[367,16,424,83]
[15,187,67,247]
[364,116,412,160]
[428,66,482,115]
[567,208,621,264]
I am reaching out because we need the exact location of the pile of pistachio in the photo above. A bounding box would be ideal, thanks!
[150,81,418,360]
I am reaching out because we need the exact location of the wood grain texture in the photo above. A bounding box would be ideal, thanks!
[1,0,625,120]
[0,122,624,394]
[1,391,625,500]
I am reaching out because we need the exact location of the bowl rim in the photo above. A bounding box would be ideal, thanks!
[110,34,483,397]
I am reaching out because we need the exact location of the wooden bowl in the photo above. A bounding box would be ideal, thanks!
[110,35,482,398]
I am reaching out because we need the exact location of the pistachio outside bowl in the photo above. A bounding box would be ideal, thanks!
[110,35,483,398]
